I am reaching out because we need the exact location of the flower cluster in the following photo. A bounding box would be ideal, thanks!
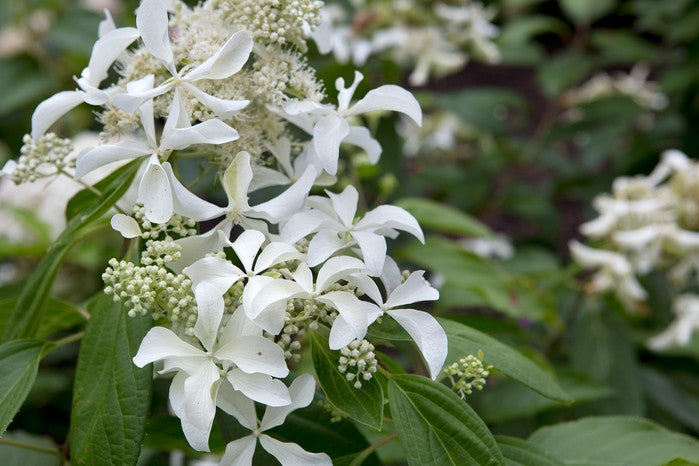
[6,0,449,462]
[444,352,491,398]
[571,149,699,350]
[311,0,501,86]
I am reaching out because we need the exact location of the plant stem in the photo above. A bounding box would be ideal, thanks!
[350,433,398,466]
[52,331,85,349]
[0,437,62,457]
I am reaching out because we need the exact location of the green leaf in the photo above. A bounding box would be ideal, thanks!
[395,198,493,238]
[1,160,139,343]
[0,431,61,466]
[0,340,46,435]
[498,16,570,47]
[529,416,699,465]
[496,436,563,466]
[641,367,699,433]
[0,298,85,339]
[69,294,152,466]
[387,373,504,465]
[558,0,615,24]
[309,330,384,430]
[438,318,571,403]
[65,163,136,221]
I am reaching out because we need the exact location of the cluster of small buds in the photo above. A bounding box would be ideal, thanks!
[133,204,197,239]
[443,352,491,399]
[338,339,378,389]
[12,133,74,183]
[277,322,305,362]
[287,297,337,330]
[102,240,198,333]
[318,399,345,423]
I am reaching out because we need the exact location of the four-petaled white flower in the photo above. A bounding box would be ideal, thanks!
[218,374,331,466]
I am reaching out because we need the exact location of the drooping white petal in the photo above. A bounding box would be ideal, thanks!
[315,256,367,293]
[161,118,240,151]
[110,213,141,238]
[380,255,403,296]
[183,360,221,434]
[231,229,266,273]
[220,436,257,466]
[250,165,316,220]
[279,209,330,245]
[253,242,302,274]
[292,263,315,293]
[306,229,348,267]
[259,435,332,466]
[224,152,253,209]
[385,270,439,309]
[328,315,361,350]
[357,205,424,243]
[346,273,384,306]
[112,82,173,113]
[162,163,227,221]
[346,84,423,126]
[184,30,253,81]
[312,113,350,176]
[181,418,214,453]
[75,139,151,179]
[227,370,291,407]
[250,165,291,192]
[267,137,294,177]
[217,335,289,378]
[386,309,447,379]
[133,326,203,367]
[344,126,382,164]
[31,91,86,140]
[352,230,387,276]
[87,27,140,86]
[170,372,214,452]
[125,74,157,146]
[138,155,173,224]
[318,291,372,348]
[170,220,231,273]
[248,278,306,320]
[216,380,257,430]
[260,374,316,431]
[184,256,244,294]
[326,185,359,228]
[193,282,225,352]
[182,82,249,119]
[136,0,174,68]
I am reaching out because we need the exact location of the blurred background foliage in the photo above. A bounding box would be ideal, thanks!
[0,0,698,464]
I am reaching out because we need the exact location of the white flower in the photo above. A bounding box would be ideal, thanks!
[113,0,251,119]
[133,307,291,451]
[280,185,424,275]
[31,14,140,140]
[272,70,422,175]
[218,374,331,466]
[349,266,447,379]
[648,294,699,350]
[77,84,238,223]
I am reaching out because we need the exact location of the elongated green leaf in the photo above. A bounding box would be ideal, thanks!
[641,367,699,433]
[310,331,383,430]
[65,163,135,221]
[438,318,571,403]
[529,416,699,465]
[0,298,86,339]
[70,294,152,465]
[388,374,504,466]
[0,431,61,465]
[496,436,563,466]
[2,161,139,343]
[0,340,46,435]
[395,198,492,238]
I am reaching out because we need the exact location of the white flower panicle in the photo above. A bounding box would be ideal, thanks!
[11,0,449,462]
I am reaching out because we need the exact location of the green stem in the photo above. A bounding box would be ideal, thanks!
[0,437,62,457]
[350,433,398,466]
[46,331,85,354]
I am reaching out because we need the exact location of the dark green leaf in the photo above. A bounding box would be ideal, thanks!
[388,373,504,465]
[395,198,493,238]
[69,294,152,465]
[0,431,61,466]
[641,367,699,433]
[496,436,563,466]
[0,340,46,435]
[310,330,384,430]
[558,0,614,24]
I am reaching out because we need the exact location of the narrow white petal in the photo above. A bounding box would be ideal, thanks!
[227,370,291,407]
[326,185,358,228]
[183,361,221,434]
[132,326,203,367]
[306,229,347,267]
[216,380,257,430]
[161,118,239,151]
[137,0,174,67]
[169,220,231,273]
[380,256,403,296]
[182,83,249,119]
[170,372,214,452]
[231,229,266,273]
[218,335,289,378]
[315,256,367,293]
[280,210,330,245]
[386,309,447,379]
[248,279,306,320]
[75,139,151,179]
[317,291,372,346]
[336,71,363,112]
[259,435,332,466]
[110,213,141,238]
[250,165,316,220]
[224,152,253,209]
[219,306,264,347]
[183,256,244,293]
[346,273,384,306]
[221,436,257,466]
[112,82,172,113]
[292,263,314,293]
[98,9,116,38]
[193,282,225,352]
[385,270,439,309]
[260,374,315,430]
[344,126,382,164]
[346,85,423,126]
[357,205,424,243]
[181,418,214,453]
[31,91,85,140]
[250,165,291,191]
[184,30,253,81]
[138,155,173,224]
[87,27,140,86]
[126,75,157,146]
[162,162,226,221]
[312,114,350,176]
[253,242,302,274]
[352,230,387,276]
[328,315,360,350]
[268,137,294,177]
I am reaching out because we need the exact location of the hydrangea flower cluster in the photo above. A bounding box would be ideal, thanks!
[571,149,699,350]
[4,0,448,462]
[311,0,500,86]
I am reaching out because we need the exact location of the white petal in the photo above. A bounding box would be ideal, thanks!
[315,256,367,293]
[357,205,424,243]
[346,84,423,126]
[248,278,306,320]
[268,137,294,177]
[181,418,214,453]
[346,273,384,306]
[227,370,291,406]
[280,210,330,245]
[110,213,141,238]
[326,185,358,228]
[306,229,348,267]
[219,306,264,346]
[260,374,316,431]
[292,263,314,293]
[317,291,372,347]
[385,270,439,309]
[312,113,350,176]
[31,91,85,140]
[386,309,447,379]
[137,0,174,67]
[231,229,266,273]
[250,165,316,220]
[184,30,253,81]
[87,27,140,86]
[217,335,289,378]
[193,282,225,352]
[1,160,17,177]
[161,118,239,151]
[335,71,363,112]
[352,230,387,276]
[162,162,226,221]
[132,326,203,367]
[126,74,157,146]
[182,83,249,119]
[380,256,403,296]
[184,256,244,293]
[112,82,172,114]
[250,165,291,191]
[253,242,302,274]
[183,361,221,435]
[220,436,257,466]
[138,155,173,224]
[170,372,214,452]
[216,380,257,430]
[75,139,151,179]
[344,126,382,164]
[259,435,332,466]
[98,9,116,38]
[328,315,360,350]
[224,152,253,209]
[169,220,231,273]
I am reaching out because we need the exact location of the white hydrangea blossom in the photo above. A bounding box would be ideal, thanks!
[6,0,449,461]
